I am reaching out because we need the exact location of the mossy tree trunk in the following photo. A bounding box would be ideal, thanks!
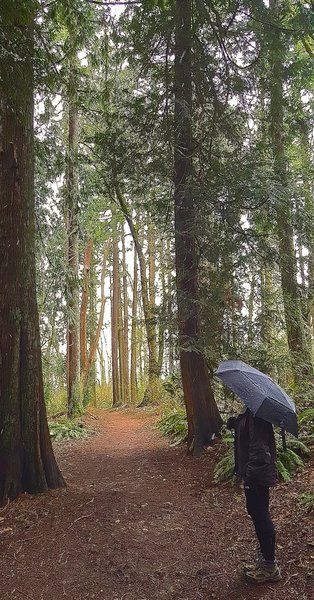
[0,2,65,504]
[65,101,81,417]
[174,0,222,455]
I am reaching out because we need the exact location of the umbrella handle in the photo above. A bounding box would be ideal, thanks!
[281,427,287,451]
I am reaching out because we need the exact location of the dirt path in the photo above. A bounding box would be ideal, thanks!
[0,410,313,600]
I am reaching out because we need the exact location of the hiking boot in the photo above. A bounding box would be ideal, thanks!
[243,549,264,573]
[245,560,282,583]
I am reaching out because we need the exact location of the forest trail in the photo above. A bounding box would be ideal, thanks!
[0,410,313,600]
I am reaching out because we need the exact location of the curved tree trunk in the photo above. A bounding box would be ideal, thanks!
[0,4,65,504]
[113,189,159,404]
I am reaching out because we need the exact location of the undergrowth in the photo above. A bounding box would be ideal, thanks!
[214,432,311,484]
[155,406,188,446]
[297,493,314,513]
[49,420,90,442]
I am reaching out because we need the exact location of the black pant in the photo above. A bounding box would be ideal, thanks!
[244,483,276,562]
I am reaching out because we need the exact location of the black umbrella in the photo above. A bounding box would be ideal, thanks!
[215,360,298,447]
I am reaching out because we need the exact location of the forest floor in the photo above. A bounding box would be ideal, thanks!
[0,409,313,600]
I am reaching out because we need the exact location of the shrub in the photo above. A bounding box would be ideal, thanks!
[155,406,188,446]
[299,408,314,434]
[214,434,310,484]
[49,420,89,441]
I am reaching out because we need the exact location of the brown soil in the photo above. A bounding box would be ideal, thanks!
[0,409,313,600]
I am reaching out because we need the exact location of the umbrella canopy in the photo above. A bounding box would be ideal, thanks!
[215,360,298,437]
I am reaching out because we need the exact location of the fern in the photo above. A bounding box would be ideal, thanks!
[49,420,89,441]
[299,408,314,425]
[277,459,291,483]
[297,493,314,513]
[215,437,309,484]
[214,449,235,483]
[155,408,188,445]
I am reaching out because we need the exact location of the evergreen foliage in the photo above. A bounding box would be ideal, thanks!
[214,433,311,484]
[49,420,89,441]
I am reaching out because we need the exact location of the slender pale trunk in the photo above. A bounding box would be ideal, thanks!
[158,240,166,374]
[83,244,109,398]
[114,189,159,403]
[174,0,222,454]
[167,239,174,374]
[111,229,121,407]
[66,102,80,417]
[118,270,125,405]
[80,239,93,373]
[122,230,129,403]
[130,247,138,405]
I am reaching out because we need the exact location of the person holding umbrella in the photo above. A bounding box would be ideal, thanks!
[216,360,298,583]
[226,409,281,582]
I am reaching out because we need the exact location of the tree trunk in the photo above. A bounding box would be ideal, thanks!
[174,0,222,454]
[268,0,312,379]
[0,5,65,504]
[122,230,130,403]
[167,239,175,374]
[118,268,125,405]
[114,189,159,403]
[158,239,166,375]
[298,103,314,338]
[80,239,93,374]
[65,101,81,417]
[111,228,121,407]
[260,263,276,377]
[83,244,109,396]
[130,247,138,405]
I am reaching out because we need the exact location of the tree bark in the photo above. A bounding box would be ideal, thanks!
[111,225,121,407]
[65,101,81,417]
[80,239,93,373]
[0,4,65,504]
[130,247,138,405]
[114,189,159,403]
[83,244,109,395]
[174,0,222,455]
[122,230,130,403]
[118,267,125,404]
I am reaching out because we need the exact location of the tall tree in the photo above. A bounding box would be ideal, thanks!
[0,1,64,504]
[130,247,138,404]
[268,0,312,379]
[111,217,121,407]
[174,0,222,454]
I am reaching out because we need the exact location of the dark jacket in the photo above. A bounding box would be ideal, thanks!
[228,409,278,487]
